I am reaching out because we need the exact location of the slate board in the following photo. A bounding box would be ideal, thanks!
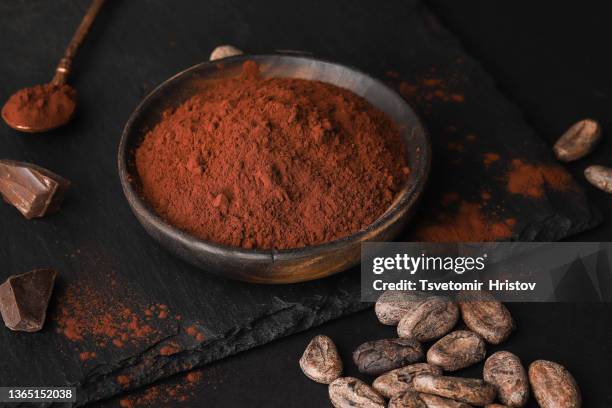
[0,0,600,406]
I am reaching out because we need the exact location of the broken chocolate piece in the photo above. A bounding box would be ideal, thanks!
[0,160,70,219]
[0,269,57,332]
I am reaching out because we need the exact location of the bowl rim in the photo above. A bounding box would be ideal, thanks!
[118,53,431,262]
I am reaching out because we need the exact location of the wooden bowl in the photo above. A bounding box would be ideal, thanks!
[118,54,430,283]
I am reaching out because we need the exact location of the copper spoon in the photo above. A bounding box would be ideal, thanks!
[1,0,105,133]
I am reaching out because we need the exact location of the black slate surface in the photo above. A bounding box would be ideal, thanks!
[0,0,601,407]
[101,1,612,406]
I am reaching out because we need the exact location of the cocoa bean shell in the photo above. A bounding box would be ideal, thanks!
[209,44,243,61]
[458,292,514,345]
[353,338,424,376]
[585,165,612,194]
[483,351,528,407]
[413,374,496,406]
[389,391,428,408]
[329,377,385,408]
[373,363,443,398]
[528,360,581,408]
[397,296,459,342]
[419,393,475,408]
[553,119,601,162]
[299,335,343,384]
[375,290,428,325]
[427,330,486,372]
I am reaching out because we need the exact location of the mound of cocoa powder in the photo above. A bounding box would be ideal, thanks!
[136,61,409,249]
[1,83,76,130]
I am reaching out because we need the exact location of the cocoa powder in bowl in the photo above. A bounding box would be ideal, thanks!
[135,61,409,250]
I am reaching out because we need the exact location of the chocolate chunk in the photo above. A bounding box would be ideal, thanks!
[0,269,57,332]
[0,160,70,219]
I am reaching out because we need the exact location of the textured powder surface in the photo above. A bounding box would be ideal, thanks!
[135,61,409,249]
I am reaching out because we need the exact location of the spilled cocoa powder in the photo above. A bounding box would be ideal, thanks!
[135,61,409,249]
[79,351,97,362]
[54,279,176,350]
[415,200,514,242]
[159,342,182,356]
[117,375,131,387]
[412,157,573,242]
[483,152,500,167]
[118,370,203,408]
[186,325,206,342]
[506,159,573,198]
[396,75,465,106]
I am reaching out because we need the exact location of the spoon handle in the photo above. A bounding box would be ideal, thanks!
[52,0,105,85]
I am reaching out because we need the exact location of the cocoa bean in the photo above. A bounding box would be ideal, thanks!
[375,290,428,325]
[389,391,474,408]
[373,363,442,398]
[353,338,423,376]
[388,391,427,408]
[328,377,385,408]
[299,335,342,384]
[553,119,601,162]
[397,297,459,342]
[485,405,509,408]
[419,393,475,408]
[528,360,581,408]
[427,330,486,371]
[209,44,243,61]
[585,165,612,193]
[458,291,514,345]
[413,374,496,406]
[483,351,528,407]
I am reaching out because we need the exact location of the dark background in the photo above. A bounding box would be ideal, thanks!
[0,0,610,406]
[103,1,612,406]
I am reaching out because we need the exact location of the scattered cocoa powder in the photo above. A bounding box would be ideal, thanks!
[415,201,514,242]
[186,325,206,342]
[398,76,465,105]
[79,351,97,362]
[185,371,202,383]
[135,61,408,249]
[159,342,181,356]
[118,370,203,407]
[506,159,573,198]
[1,84,76,130]
[54,280,173,350]
[117,375,130,387]
[483,152,500,167]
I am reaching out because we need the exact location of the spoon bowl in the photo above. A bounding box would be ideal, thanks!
[1,84,77,133]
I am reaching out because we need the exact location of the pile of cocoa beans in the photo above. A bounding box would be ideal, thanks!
[299,290,581,408]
